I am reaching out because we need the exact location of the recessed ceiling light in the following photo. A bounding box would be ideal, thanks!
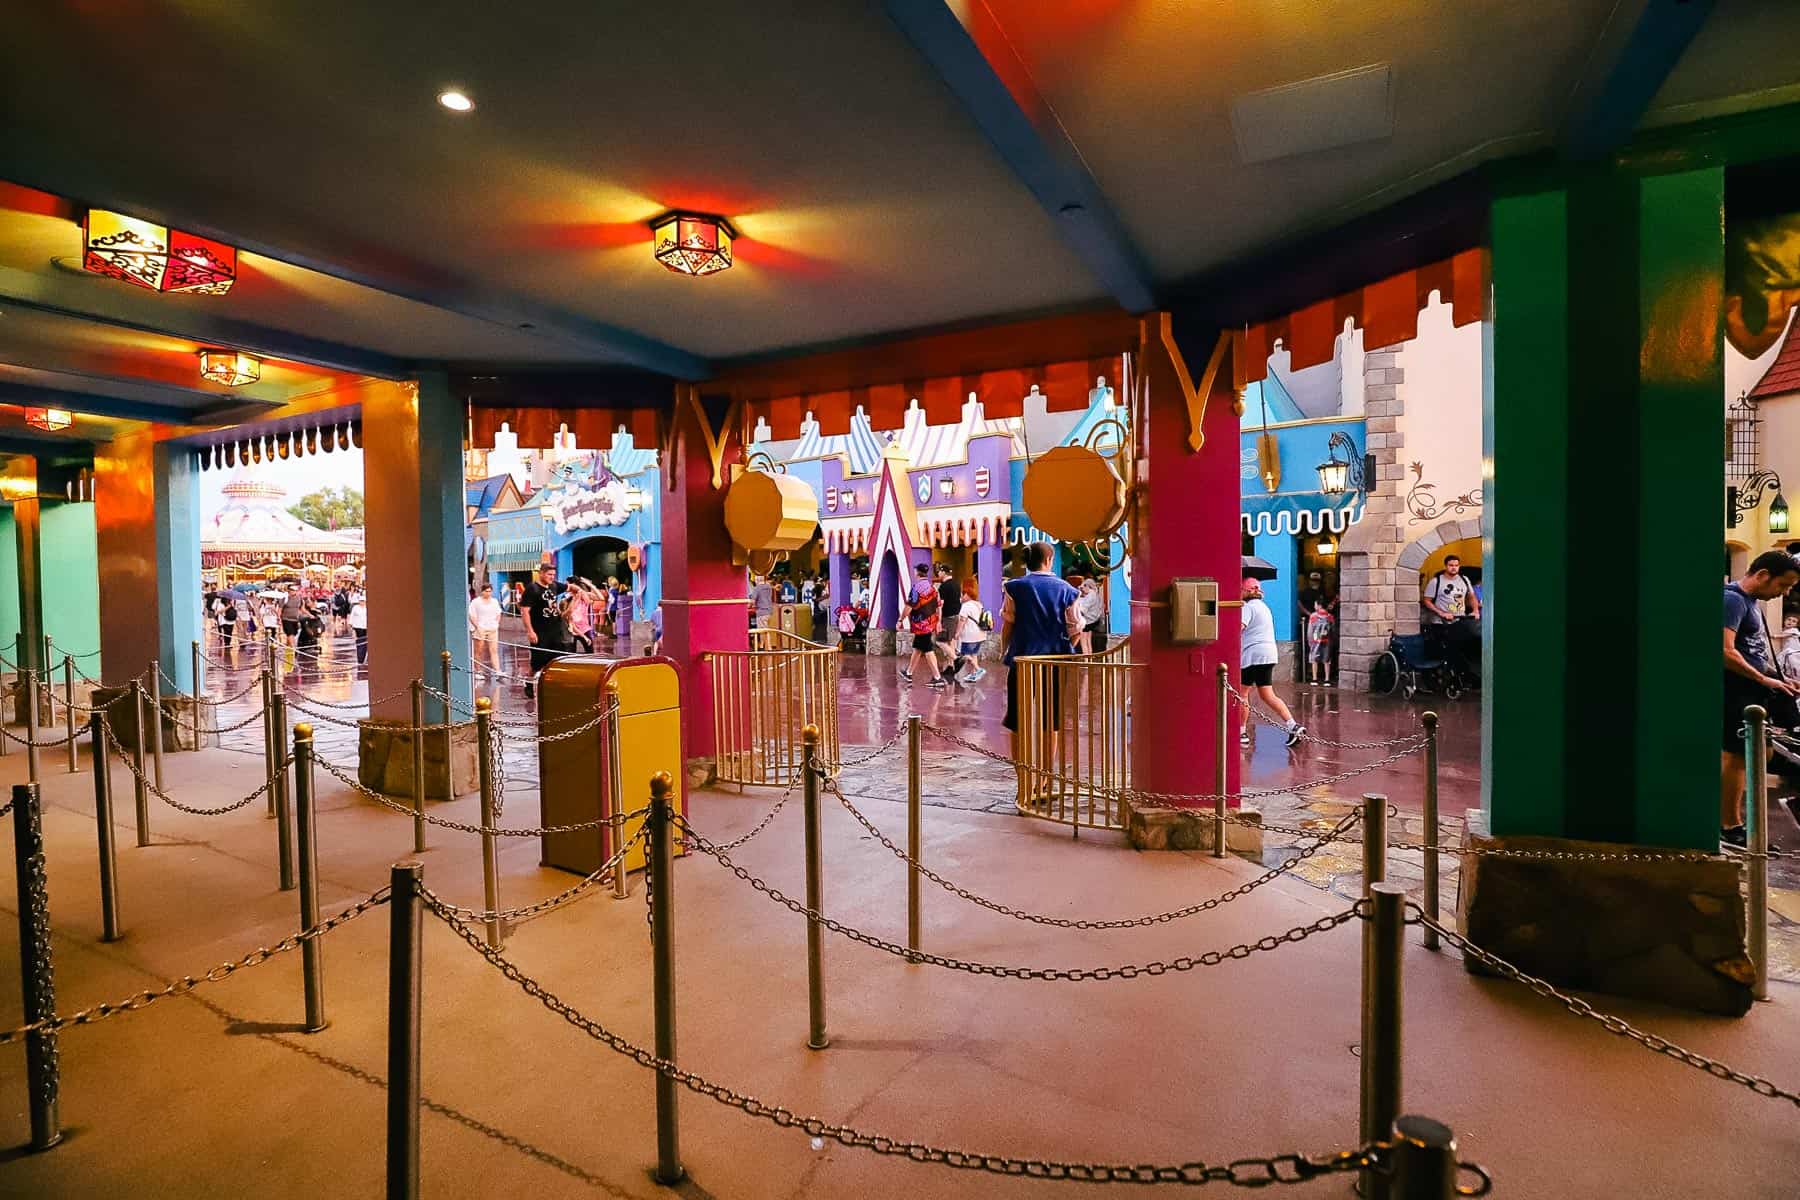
[437,89,474,113]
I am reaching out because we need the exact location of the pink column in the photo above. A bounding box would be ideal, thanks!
[1129,316,1242,803]
[661,393,749,759]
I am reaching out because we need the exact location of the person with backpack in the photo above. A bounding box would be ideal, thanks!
[898,561,945,690]
[950,576,988,683]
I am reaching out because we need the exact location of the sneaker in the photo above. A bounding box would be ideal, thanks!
[1721,825,1748,848]
[928,678,946,690]
[967,667,986,683]
[1239,730,1251,746]
[1285,724,1305,748]
[899,668,912,683]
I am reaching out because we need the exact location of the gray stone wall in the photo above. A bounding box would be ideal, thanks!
[1339,347,1405,691]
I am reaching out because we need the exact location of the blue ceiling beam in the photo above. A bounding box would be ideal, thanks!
[0,266,407,379]
[0,378,202,424]
[1561,0,1716,160]
[882,0,1155,312]
[5,170,708,379]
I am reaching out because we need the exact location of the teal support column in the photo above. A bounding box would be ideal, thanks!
[13,498,44,677]
[40,501,103,681]
[1486,166,1722,850]
[364,374,469,719]
[0,508,20,661]
[153,446,199,693]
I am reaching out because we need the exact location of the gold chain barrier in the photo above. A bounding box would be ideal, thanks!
[706,627,839,788]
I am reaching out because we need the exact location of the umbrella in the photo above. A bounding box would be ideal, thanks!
[258,589,286,599]
[1241,554,1279,580]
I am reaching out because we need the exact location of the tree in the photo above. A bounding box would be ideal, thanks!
[288,486,364,530]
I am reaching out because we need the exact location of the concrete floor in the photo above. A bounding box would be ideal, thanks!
[3,706,1799,1196]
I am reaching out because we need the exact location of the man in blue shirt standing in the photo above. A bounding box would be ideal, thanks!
[1001,543,1083,759]
[1722,550,1800,845]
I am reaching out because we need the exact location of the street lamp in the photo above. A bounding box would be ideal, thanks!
[1316,431,1373,496]
[1729,470,1787,534]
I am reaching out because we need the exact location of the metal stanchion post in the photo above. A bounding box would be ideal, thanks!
[387,861,423,1200]
[802,724,829,1049]
[11,783,64,1151]
[1363,792,1388,892]
[293,724,326,1030]
[1214,663,1228,857]
[907,712,921,958]
[1745,705,1770,1002]
[272,691,294,890]
[1388,1115,1462,1200]
[475,697,501,948]
[90,713,122,941]
[131,681,149,847]
[261,662,276,817]
[607,682,628,900]
[1421,712,1440,952]
[440,650,454,800]
[24,666,41,784]
[1361,882,1405,1200]
[148,658,165,791]
[63,655,77,774]
[648,771,684,1185]
[191,639,205,751]
[410,680,427,854]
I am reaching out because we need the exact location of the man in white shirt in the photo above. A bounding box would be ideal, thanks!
[468,583,503,677]
[348,593,368,666]
[1240,576,1303,747]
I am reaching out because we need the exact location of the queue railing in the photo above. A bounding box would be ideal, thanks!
[1011,641,1139,833]
[705,626,839,788]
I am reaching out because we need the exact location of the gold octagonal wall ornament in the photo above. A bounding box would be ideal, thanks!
[1020,445,1126,544]
[724,468,818,553]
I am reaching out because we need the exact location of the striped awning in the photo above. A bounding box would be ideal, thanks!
[486,534,545,573]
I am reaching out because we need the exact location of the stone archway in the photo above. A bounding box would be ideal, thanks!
[1395,520,1484,635]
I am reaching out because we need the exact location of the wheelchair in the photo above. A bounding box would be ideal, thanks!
[1368,631,1464,700]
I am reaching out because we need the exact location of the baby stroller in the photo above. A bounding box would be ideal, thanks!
[1369,631,1462,700]
[834,604,867,653]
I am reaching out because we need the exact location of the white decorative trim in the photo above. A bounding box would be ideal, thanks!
[1239,503,1363,538]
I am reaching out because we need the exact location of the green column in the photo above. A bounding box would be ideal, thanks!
[1486,165,1723,850]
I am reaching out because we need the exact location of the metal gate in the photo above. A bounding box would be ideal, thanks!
[1012,642,1138,831]
[707,627,840,787]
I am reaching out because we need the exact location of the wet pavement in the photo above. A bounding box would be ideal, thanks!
[196,629,1800,982]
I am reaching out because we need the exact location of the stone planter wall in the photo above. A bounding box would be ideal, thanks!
[1458,823,1752,1016]
[356,719,479,800]
[87,687,210,751]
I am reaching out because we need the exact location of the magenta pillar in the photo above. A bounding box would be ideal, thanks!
[1129,317,1241,802]
[662,394,748,759]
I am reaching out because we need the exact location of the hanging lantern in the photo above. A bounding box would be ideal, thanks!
[83,209,237,295]
[1772,492,1791,535]
[24,407,73,432]
[651,212,734,277]
[199,349,262,387]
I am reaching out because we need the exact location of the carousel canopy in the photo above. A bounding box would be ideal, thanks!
[201,467,365,568]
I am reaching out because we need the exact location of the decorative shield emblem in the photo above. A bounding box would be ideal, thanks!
[974,466,991,498]
[825,485,839,513]
[627,543,644,571]
[917,475,932,503]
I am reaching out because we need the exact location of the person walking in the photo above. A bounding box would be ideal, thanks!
[1722,550,1800,845]
[751,574,774,630]
[280,587,307,649]
[951,576,987,683]
[1000,543,1082,779]
[612,581,635,648]
[214,593,237,657]
[565,579,594,653]
[1075,575,1105,653]
[1240,576,1303,747]
[468,583,503,677]
[349,592,368,666]
[521,562,569,698]
[900,561,946,690]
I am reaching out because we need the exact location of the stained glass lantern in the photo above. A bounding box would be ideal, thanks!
[651,213,734,276]
[83,209,237,295]
[25,407,73,432]
[199,350,262,386]
[1772,492,1791,535]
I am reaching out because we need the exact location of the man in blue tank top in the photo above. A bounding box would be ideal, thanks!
[1001,543,1083,755]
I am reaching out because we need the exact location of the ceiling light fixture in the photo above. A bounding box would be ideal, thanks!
[24,407,73,432]
[437,89,474,112]
[199,349,263,387]
[650,212,734,277]
[82,209,237,295]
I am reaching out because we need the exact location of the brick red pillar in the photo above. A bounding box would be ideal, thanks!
[1129,316,1242,802]
[660,392,749,760]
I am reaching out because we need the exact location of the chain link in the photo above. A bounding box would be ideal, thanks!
[1414,906,1800,1109]
[438,826,646,924]
[0,888,390,1045]
[0,722,85,750]
[678,814,1362,981]
[0,795,11,820]
[422,891,1387,1186]
[836,727,907,769]
[312,753,648,837]
[101,720,287,816]
[827,774,1364,930]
